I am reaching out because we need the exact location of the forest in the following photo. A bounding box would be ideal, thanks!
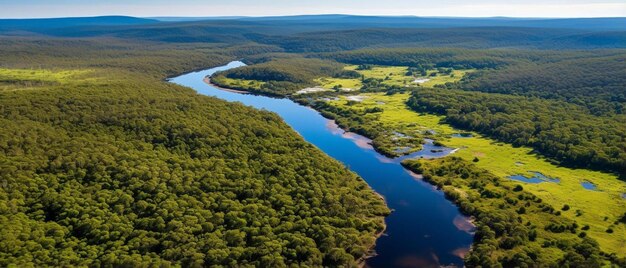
[1,14,626,267]
[0,39,389,267]
[459,53,626,115]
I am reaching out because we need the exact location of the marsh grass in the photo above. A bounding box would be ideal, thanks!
[326,91,626,256]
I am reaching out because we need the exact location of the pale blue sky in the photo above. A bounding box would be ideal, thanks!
[1,0,625,18]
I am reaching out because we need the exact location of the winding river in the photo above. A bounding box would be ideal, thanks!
[169,61,474,267]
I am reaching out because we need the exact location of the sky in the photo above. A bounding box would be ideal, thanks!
[0,0,625,19]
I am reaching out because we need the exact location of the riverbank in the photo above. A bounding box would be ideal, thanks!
[357,216,388,267]
[203,77,250,94]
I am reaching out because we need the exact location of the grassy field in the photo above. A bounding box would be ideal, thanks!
[210,75,266,90]
[0,68,96,91]
[315,65,470,89]
[325,91,626,256]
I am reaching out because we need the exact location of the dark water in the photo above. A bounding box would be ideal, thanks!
[169,61,473,268]
[509,171,560,184]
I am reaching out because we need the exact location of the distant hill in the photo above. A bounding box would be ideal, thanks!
[236,15,626,31]
[0,16,157,33]
[148,16,247,22]
[1,15,625,50]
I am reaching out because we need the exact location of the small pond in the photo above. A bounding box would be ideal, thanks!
[508,171,560,184]
[581,181,597,191]
[393,139,457,162]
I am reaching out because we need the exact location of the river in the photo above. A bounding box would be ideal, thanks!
[168,61,474,267]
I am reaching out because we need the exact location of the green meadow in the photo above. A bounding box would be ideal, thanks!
[315,65,471,89]
[0,68,98,91]
[210,75,266,91]
[325,91,626,256]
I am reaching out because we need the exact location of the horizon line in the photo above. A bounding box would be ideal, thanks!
[2,14,626,20]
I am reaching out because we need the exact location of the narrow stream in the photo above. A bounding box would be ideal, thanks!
[169,61,474,267]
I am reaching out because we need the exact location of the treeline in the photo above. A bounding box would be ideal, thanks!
[402,157,625,267]
[0,39,389,266]
[407,88,626,176]
[4,16,626,51]
[250,27,626,52]
[319,47,524,69]
[0,38,282,77]
[460,53,626,115]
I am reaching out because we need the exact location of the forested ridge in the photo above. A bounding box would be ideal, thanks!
[0,39,389,267]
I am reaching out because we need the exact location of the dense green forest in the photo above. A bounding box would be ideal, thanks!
[402,157,626,267]
[407,88,626,176]
[0,39,389,267]
[2,14,626,267]
[459,53,626,115]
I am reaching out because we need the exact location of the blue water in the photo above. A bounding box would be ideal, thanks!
[393,139,456,162]
[581,181,597,191]
[169,61,473,268]
[509,171,560,184]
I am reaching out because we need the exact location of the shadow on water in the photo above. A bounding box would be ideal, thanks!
[169,61,474,268]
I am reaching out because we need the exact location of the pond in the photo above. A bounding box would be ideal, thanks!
[581,181,598,191]
[508,171,560,184]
